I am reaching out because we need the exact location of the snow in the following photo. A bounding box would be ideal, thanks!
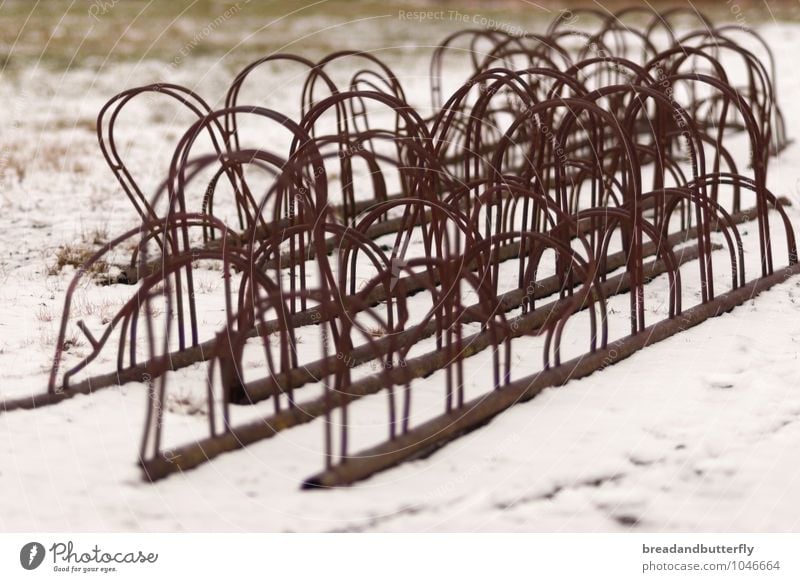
[1,19,800,531]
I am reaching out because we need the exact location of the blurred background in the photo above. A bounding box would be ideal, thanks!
[1,0,798,72]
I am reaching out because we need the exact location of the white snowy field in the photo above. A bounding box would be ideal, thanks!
[2,11,800,531]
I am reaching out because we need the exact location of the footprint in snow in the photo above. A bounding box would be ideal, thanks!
[703,373,738,390]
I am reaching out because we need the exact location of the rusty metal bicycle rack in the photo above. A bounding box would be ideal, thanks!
[2,7,795,491]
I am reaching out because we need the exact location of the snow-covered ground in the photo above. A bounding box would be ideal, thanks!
[2,13,800,531]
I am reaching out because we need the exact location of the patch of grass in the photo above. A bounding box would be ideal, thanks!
[70,295,124,324]
[47,225,112,276]
[3,0,794,71]
[48,118,97,133]
[194,277,221,294]
[48,244,107,276]
[1,141,94,185]
[84,225,109,246]
[0,155,26,183]
[35,305,54,322]
[166,386,207,416]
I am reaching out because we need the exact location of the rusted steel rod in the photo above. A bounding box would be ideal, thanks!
[34,5,795,490]
[13,208,731,415]
[139,242,714,481]
[301,260,800,489]
[233,240,719,405]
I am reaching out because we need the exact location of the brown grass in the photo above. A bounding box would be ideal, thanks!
[48,244,108,276]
